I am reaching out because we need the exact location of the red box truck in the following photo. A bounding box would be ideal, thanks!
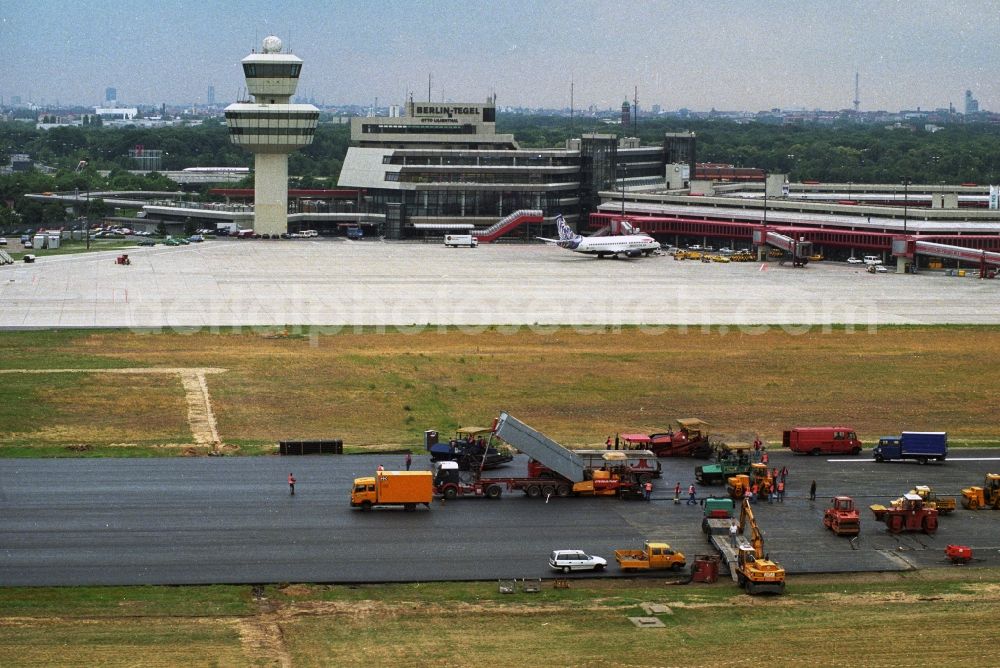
[782,427,862,455]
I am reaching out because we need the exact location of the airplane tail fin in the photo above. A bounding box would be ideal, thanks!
[555,214,578,241]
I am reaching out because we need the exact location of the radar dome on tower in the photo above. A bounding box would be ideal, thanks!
[262,35,282,53]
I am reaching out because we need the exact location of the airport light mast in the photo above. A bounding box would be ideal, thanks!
[224,36,319,236]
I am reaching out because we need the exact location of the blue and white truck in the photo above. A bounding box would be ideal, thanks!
[873,432,947,464]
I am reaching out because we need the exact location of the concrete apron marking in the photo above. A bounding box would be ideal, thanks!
[0,367,226,446]
[828,457,1000,463]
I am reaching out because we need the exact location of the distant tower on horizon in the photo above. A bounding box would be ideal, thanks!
[224,36,319,236]
[965,89,979,115]
[105,87,117,106]
[207,85,215,106]
[621,99,630,126]
[853,72,860,112]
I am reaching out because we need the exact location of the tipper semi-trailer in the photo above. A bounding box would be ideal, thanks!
[873,432,947,464]
[433,412,648,499]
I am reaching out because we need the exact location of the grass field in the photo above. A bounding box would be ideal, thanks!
[0,570,995,666]
[1,326,999,455]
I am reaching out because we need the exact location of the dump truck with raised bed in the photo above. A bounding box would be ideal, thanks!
[823,496,861,536]
[351,471,433,511]
[615,541,686,572]
[961,473,1000,510]
[870,493,938,533]
[439,412,646,500]
[873,432,947,464]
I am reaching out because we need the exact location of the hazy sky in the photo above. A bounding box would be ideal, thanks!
[2,0,997,112]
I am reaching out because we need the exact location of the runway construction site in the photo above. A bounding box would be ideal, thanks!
[1,241,999,666]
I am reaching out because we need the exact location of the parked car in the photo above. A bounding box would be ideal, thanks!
[689,244,703,251]
[137,239,156,246]
[187,235,204,242]
[847,257,864,264]
[0,237,7,246]
[164,238,180,246]
[548,550,607,573]
[23,240,33,249]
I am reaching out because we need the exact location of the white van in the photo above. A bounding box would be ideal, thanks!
[444,234,478,248]
[863,255,882,265]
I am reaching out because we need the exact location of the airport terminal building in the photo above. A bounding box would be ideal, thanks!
[338,99,674,238]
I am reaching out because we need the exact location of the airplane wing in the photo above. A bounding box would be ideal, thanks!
[535,236,561,243]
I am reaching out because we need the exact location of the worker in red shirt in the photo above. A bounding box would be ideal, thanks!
[288,472,296,495]
[644,480,653,501]
[674,482,681,504]
[777,479,785,502]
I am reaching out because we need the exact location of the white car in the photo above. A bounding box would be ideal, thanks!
[873,264,888,273]
[549,550,607,573]
[847,257,864,264]
[0,237,7,246]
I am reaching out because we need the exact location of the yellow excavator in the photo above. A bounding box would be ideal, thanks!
[735,498,786,595]
[962,473,1000,510]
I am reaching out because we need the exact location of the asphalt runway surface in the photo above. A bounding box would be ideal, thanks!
[2,450,999,586]
[2,240,1000,328]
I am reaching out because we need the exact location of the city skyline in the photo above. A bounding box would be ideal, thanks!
[2,0,997,112]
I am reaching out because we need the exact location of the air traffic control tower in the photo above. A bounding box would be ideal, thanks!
[224,36,318,235]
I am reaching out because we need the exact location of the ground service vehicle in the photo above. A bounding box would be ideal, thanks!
[549,550,606,573]
[782,427,863,455]
[695,445,752,485]
[351,471,433,511]
[346,226,363,240]
[424,427,513,470]
[622,418,715,459]
[870,493,938,533]
[615,542,686,572]
[873,432,947,464]
[444,234,478,247]
[895,485,956,515]
[961,473,1000,509]
[823,496,861,536]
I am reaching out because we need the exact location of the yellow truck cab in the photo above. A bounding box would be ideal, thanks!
[614,541,686,571]
[351,471,433,511]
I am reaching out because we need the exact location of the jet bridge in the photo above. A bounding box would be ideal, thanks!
[893,236,1000,276]
[751,226,812,266]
